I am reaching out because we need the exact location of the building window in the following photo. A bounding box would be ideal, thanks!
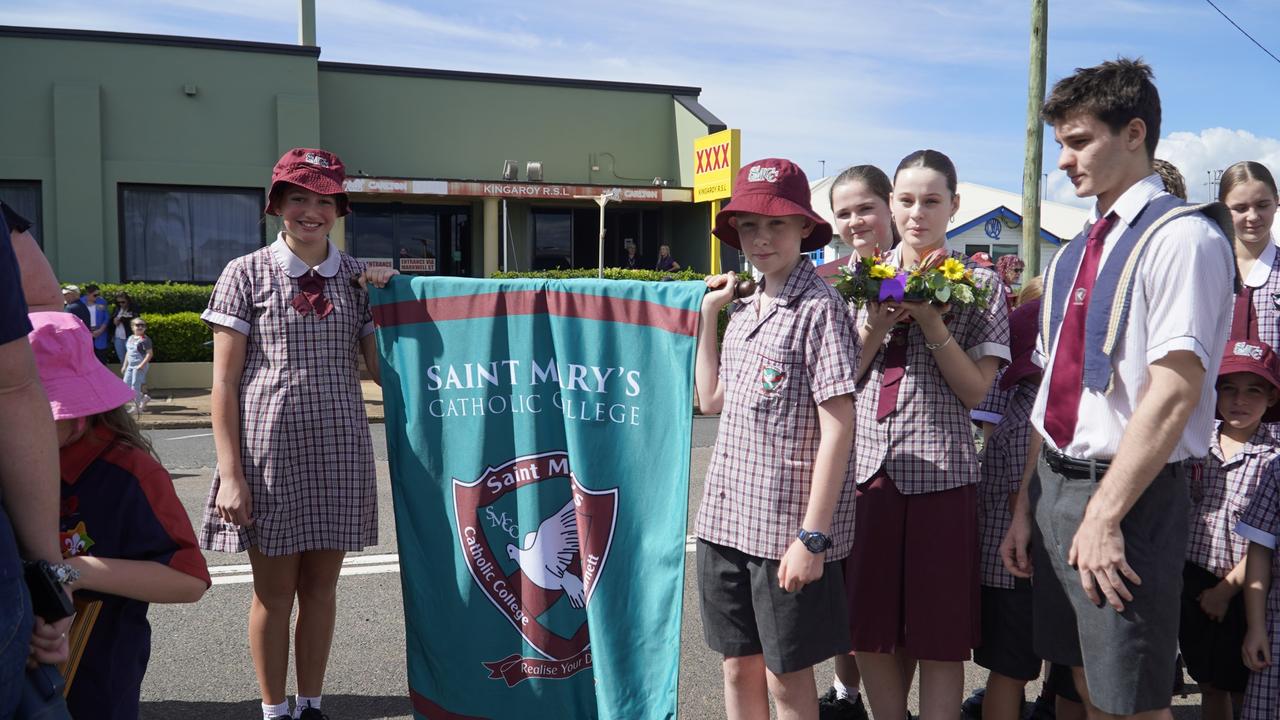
[346,203,472,276]
[120,185,264,282]
[0,180,43,246]
[964,243,1020,260]
[532,210,573,270]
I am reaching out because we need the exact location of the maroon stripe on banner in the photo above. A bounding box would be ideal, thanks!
[410,689,489,720]
[372,289,698,337]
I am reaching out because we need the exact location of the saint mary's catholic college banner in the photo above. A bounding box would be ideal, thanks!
[371,277,705,720]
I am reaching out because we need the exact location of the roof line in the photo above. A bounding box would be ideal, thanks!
[318,61,703,96]
[674,95,726,132]
[948,205,1063,245]
[0,25,320,57]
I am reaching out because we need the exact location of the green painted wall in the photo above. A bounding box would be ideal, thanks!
[318,70,682,185]
[0,35,318,280]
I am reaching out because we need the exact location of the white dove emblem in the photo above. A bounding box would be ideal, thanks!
[506,499,585,608]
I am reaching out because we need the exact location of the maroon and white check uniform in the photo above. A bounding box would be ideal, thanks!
[977,381,1037,589]
[1187,424,1279,578]
[695,260,860,560]
[200,235,378,556]
[852,248,1010,491]
[1236,460,1280,720]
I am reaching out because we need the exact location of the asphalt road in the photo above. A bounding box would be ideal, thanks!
[137,420,1202,719]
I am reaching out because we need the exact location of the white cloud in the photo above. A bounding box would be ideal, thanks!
[1157,128,1280,203]
[1045,128,1280,221]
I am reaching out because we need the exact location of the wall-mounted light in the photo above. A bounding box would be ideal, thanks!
[526,161,543,182]
[501,160,519,181]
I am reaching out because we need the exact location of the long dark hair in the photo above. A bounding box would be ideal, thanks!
[830,164,900,247]
[894,150,958,195]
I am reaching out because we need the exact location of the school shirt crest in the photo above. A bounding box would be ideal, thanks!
[1041,189,1235,395]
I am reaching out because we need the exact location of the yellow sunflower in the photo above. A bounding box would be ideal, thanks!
[940,257,967,281]
[869,264,897,279]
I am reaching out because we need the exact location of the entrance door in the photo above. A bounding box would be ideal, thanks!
[347,203,472,276]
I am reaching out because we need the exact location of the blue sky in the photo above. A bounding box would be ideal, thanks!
[3,0,1279,205]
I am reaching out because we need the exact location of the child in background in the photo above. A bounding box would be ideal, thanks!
[820,163,897,720]
[1237,456,1280,719]
[122,316,153,413]
[695,158,860,720]
[27,311,209,719]
[1181,336,1280,720]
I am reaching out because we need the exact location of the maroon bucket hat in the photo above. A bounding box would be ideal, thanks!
[266,148,350,216]
[713,158,832,252]
[1217,337,1280,423]
[999,299,1042,391]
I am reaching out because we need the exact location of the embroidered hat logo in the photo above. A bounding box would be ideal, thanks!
[1233,341,1264,361]
[746,165,780,183]
[304,152,331,168]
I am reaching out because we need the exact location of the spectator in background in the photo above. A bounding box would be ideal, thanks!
[111,292,138,364]
[655,244,681,272]
[83,284,111,364]
[996,255,1026,309]
[62,284,91,327]
[623,241,639,269]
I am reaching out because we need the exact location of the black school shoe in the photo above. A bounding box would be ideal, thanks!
[298,708,329,720]
[818,687,870,720]
[961,688,985,720]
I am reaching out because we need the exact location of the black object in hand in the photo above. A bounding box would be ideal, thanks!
[24,560,74,622]
[732,277,756,299]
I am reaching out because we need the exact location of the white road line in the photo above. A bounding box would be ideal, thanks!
[165,432,214,441]
[207,552,401,576]
[212,563,400,586]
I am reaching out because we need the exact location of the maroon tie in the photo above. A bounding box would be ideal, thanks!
[876,324,909,420]
[291,270,334,319]
[1042,213,1116,448]
[1232,286,1257,340]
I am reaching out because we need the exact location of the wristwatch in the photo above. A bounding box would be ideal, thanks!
[796,529,832,553]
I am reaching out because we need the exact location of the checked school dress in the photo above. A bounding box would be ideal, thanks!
[199,235,377,556]
[1237,462,1280,720]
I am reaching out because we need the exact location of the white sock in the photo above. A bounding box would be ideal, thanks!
[832,677,860,702]
[293,695,321,717]
[262,701,289,720]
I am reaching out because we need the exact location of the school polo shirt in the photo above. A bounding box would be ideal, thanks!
[59,426,211,720]
[695,259,861,561]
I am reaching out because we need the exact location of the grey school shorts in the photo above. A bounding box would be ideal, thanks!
[1029,453,1188,715]
[696,539,851,675]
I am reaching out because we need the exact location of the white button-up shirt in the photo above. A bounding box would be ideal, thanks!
[1031,174,1234,461]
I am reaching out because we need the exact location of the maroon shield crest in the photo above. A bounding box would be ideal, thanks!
[452,451,618,685]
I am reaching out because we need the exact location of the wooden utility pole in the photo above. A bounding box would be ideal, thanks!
[1021,0,1047,273]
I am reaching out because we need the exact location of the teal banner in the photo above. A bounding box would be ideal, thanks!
[371,277,704,720]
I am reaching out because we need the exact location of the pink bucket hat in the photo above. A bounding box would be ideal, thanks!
[266,147,350,217]
[713,158,832,252]
[28,312,135,420]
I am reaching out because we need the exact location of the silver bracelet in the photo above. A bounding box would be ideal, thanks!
[925,334,953,351]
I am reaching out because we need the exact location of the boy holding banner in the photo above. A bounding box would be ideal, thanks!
[694,158,860,720]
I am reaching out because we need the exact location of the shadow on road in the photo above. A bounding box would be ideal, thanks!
[142,694,412,719]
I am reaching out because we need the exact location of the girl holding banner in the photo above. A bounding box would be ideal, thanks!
[200,148,396,720]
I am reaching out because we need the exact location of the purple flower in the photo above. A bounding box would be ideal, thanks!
[879,272,906,302]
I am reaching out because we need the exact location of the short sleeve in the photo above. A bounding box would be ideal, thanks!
[0,215,32,345]
[353,258,375,339]
[201,256,253,336]
[1141,215,1234,368]
[960,268,1011,364]
[804,296,860,405]
[972,371,1010,425]
[132,460,211,586]
[1237,459,1280,550]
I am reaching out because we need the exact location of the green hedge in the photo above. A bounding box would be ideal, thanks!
[139,312,212,362]
[87,282,212,315]
[491,268,704,282]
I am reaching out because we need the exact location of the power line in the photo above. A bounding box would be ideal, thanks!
[1204,0,1280,65]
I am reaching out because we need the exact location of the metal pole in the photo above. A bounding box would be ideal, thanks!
[501,198,508,272]
[597,196,607,279]
[1021,0,1047,274]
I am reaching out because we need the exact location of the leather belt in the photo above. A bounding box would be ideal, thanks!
[1043,447,1111,480]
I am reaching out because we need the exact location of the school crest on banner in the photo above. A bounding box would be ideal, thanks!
[372,278,703,720]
